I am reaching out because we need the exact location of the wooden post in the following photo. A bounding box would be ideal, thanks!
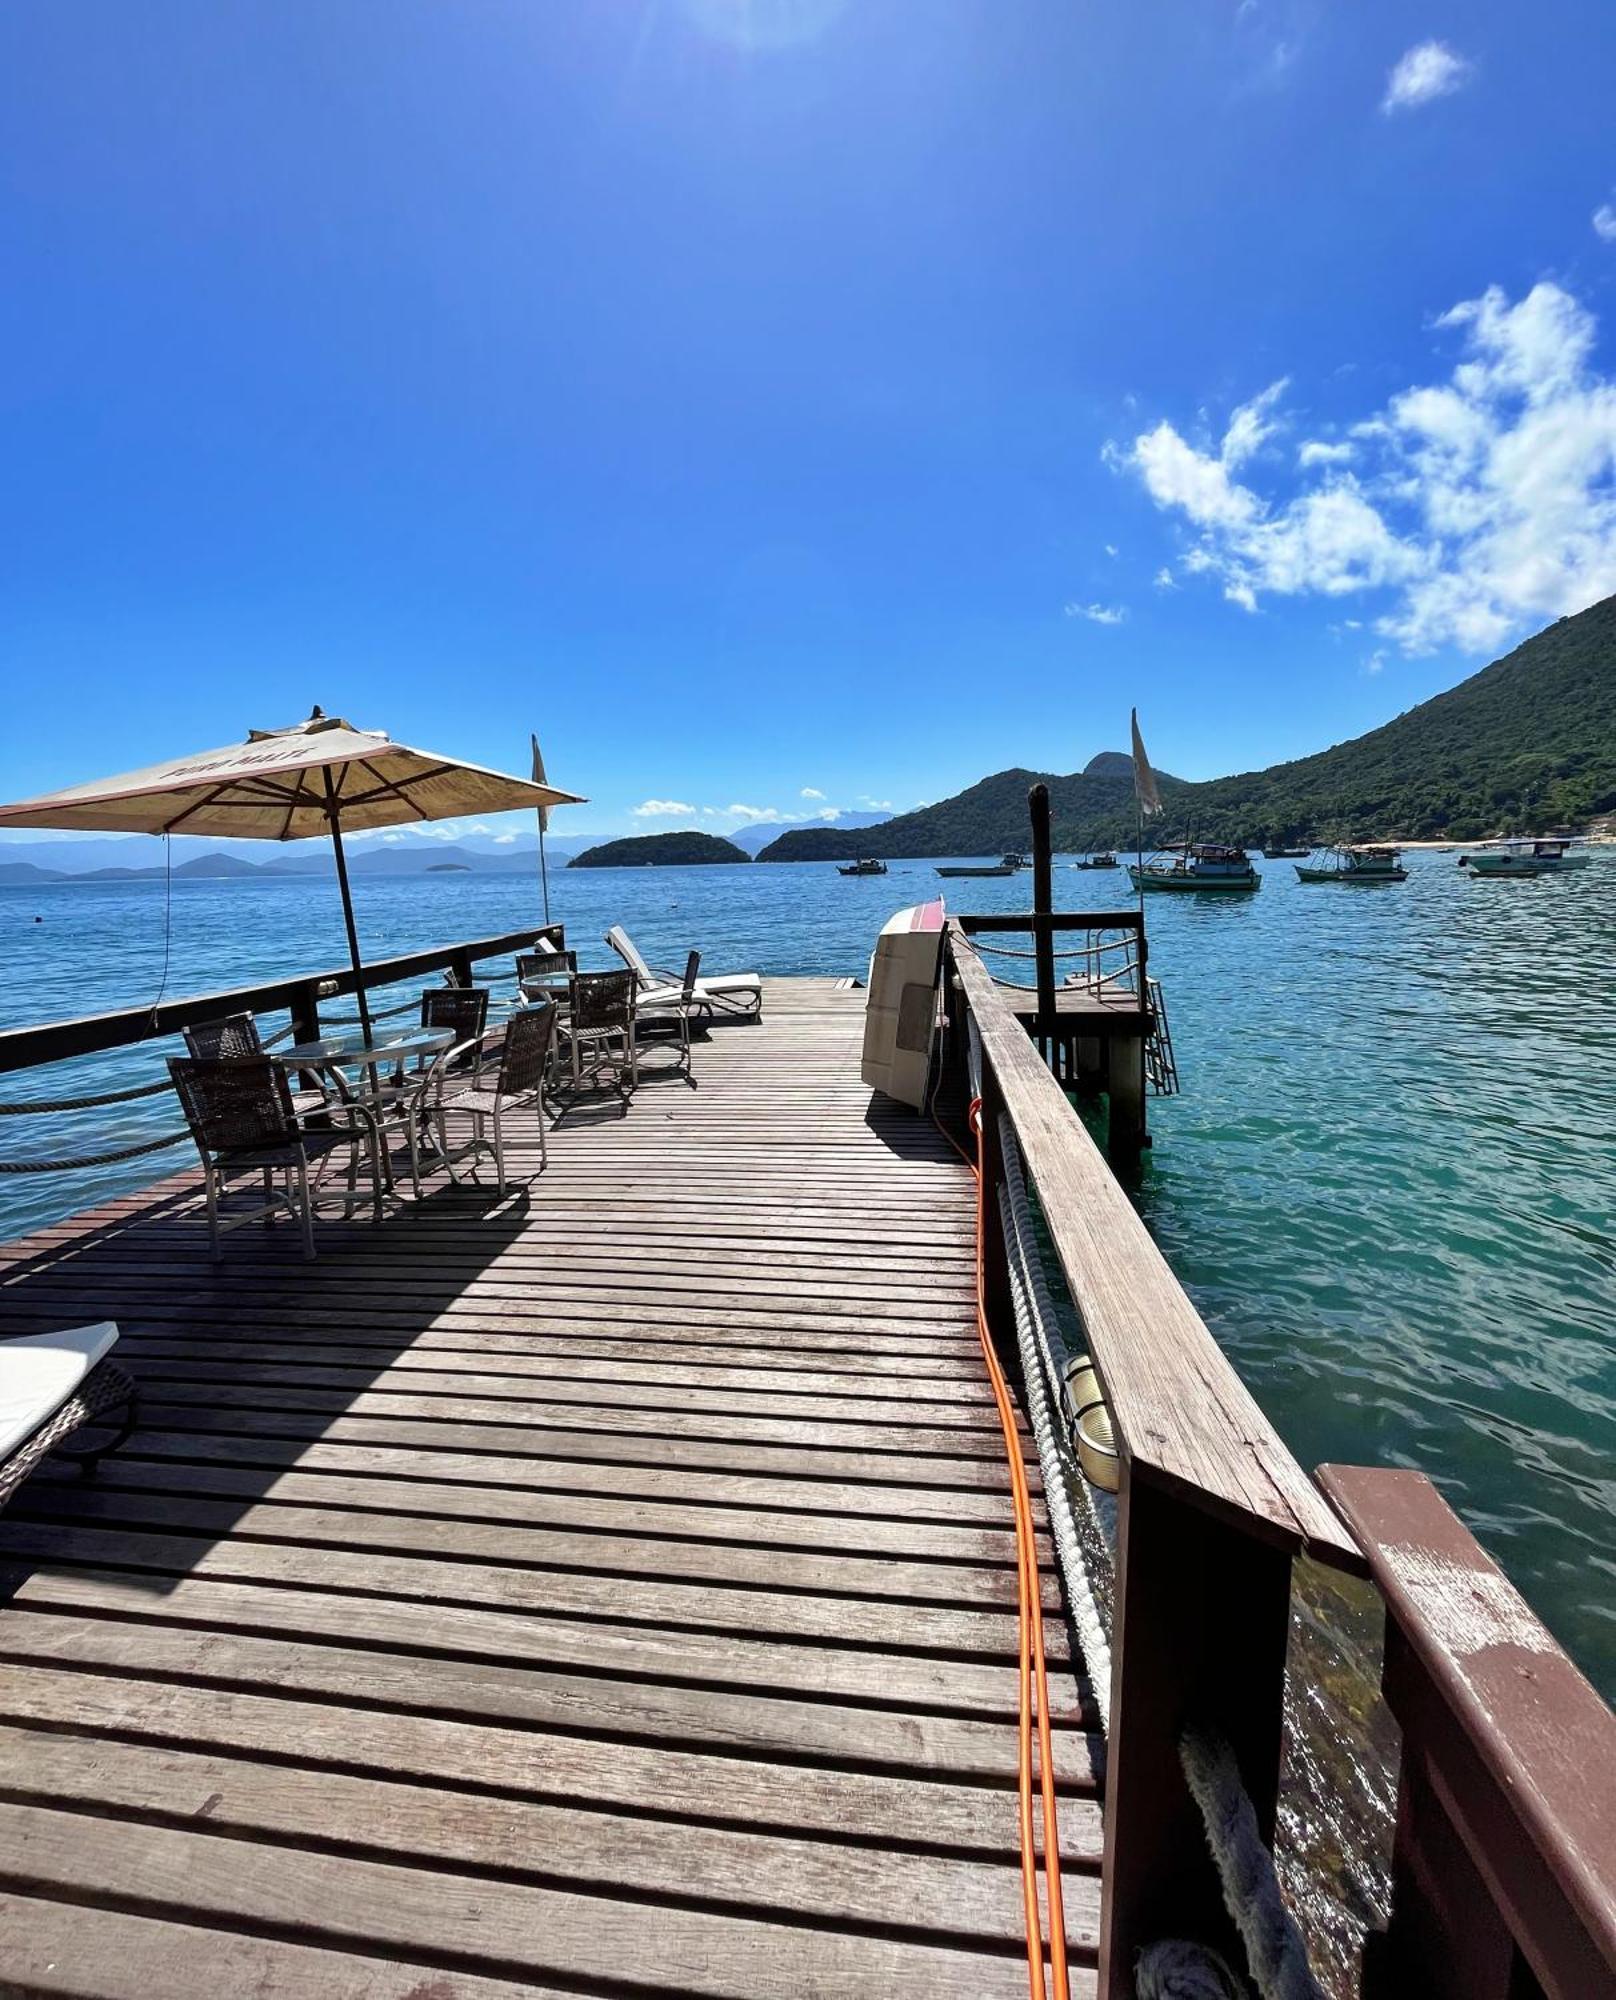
[289,981,321,1046]
[1099,1475,1296,1994]
[1106,1033,1147,1169]
[974,1054,1014,1350]
[1029,785,1056,1035]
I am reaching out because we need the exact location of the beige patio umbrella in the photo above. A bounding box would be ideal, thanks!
[0,708,585,1035]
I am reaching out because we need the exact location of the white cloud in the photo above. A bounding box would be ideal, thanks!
[1104,542,1119,557]
[1108,279,1616,655]
[1298,439,1355,467]
[859,796,894,811]
[631,799,696,818]
[1065,601,1128,625]
[721,803,785,823]
[1363,649,1387,676]
[1382,40,1471,114]
[1596,200,1616,244]
[799,786,826,800]
[1221,379,1288,469]
[1153,566,1176,590]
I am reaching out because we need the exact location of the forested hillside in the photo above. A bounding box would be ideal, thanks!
[759,596,1616,858]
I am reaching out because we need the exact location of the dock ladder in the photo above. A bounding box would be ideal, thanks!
[1145,975,1179,1096]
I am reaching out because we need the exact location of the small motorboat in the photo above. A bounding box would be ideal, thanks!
[838,858,888,877]
[1295,843,1407,883]
[1458,838,1591,878]
[1262,843,1310,859]
[1129,842,1260,893]
[1073,852,1119,870]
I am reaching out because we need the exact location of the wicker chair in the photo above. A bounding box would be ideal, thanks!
[516,948,576,1006]
[635,950,702,1073]
[0,1324,137,1510]
[563,969,638,1097]
[413,1001,557,1193]
[184,1013,262,1060]
[422,986,490,1040]
[168,1053,382,1259]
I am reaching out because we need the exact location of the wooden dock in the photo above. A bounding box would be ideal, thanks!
[0,979,1102,1999]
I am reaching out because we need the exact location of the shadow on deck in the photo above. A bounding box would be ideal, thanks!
[0,978,1102,1999]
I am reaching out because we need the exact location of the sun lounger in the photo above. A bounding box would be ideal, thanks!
[604,925,763,1020]
[0,1322,136,1507]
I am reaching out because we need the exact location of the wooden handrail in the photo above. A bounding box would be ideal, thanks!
[1321,1466,1616,2000]
[950,920,1355,1566]
[0,928,558,1076]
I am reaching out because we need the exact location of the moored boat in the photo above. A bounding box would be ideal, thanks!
[1128,842,1260,893]
[1295,843,1407,883]
[1073,851,1119,869]
[838,857,888,876]
[1458,838,1591,878]
[936,858,1018,878]
[1262,843,1310,859]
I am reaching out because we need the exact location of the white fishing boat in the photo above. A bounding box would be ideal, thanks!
[1128,842,1260,893]
[1458,838,1591,879]
[1295,843,1407,884]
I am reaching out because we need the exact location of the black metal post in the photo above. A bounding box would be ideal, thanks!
[322,768,372,1041]
[1029,784,1056,1035]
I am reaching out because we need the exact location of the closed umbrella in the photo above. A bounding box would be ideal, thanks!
[0,708,585,1035]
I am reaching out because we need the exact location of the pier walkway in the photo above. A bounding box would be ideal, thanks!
[0,979,1100,1998]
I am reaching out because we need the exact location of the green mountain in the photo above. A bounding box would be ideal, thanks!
[569,831,751,868]
[758,596,1616,859]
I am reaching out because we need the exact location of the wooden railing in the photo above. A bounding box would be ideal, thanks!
[945,922,1616,1999]
[0,927,560,1078]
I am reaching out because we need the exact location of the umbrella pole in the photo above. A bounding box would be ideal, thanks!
[323,784,373,1041]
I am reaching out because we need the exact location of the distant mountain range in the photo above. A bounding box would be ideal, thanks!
[0,808,893,885]
[758,596,1616,859]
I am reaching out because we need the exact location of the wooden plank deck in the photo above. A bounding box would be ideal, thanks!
[0,978,1100,1998]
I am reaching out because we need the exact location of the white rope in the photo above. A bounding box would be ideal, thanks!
[1175,1727,1327,2000]
[1135,1942,1246,1998]
[995,1121,1115,1735]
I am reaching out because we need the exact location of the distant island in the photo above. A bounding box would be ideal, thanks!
[758,595,1616,859]
[568,831,751,868]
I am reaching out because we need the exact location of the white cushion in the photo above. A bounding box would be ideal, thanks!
[0,1323,120,1461]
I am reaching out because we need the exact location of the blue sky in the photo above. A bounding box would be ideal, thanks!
[3,0,1615,839]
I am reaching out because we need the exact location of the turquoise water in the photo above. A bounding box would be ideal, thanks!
[2,853,1614,1696]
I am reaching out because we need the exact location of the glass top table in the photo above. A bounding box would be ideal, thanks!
[270,1025,456,1076]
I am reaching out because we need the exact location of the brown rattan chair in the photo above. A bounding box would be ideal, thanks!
[184,1013,262,1060]
[168,1053,382,1259]
[421,985,490,1043]
[634,949,702,1074]
[413,1001,557,1193]
[186,1012,327,1115]
[563,969,638,1097]
[516,948,577,1009]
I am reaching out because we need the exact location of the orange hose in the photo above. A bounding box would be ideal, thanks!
[963,1096,1072,2000]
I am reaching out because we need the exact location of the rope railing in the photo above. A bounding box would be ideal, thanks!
[0,1077,173,1115]
[0,1130,190,1174]
[975,1005,1325,2000]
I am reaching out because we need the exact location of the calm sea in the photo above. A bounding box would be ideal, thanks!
[3,852,1614,1697]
